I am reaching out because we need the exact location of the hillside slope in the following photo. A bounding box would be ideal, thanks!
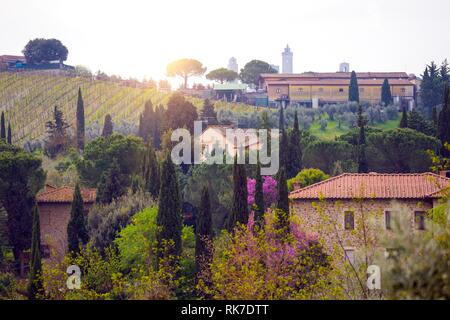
[0,71,205,144]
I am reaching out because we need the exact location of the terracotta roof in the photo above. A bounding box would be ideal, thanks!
[289,173,450,200]
[264,79,413,86]
[260,72,410,80]
[37,186,97,203]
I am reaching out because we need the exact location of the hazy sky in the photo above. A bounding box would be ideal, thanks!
[1,0,449,85]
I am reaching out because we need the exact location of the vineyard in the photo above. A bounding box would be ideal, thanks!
[0,71,213,145]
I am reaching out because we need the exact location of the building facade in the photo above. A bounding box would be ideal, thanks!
[289,173,448,263]
[37,185,97,259]
[260,72,416,107]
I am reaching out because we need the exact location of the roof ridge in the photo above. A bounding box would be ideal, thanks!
[290,173,349,194]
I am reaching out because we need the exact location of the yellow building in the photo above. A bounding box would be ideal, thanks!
[260,72,415,106]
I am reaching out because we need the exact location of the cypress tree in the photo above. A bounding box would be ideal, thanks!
[157,152,182,260]
[254,163,265,229]
[227,155,249,231]
[76,88,85,151]
[288,111,302,178]
[438,83,450,157]
[138,100,155,142]
[399,107,408,128]
[349,71,360,103]
[195,186,213,276]
[96,159,126,204]
[143,141,160,198]
[381,78,392,105]
[357,105,368,173]
[278,106,289,171]
[432,107,438,130]
[0,112,5,141]
[102,114,113,137]
[7,123,11,144]
[0,204,9,265]
[67,184,89,254]
[200,99,218,125]
[276,167,290,234]
[28,205,44,300]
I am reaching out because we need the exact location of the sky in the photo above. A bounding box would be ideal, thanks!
[1,0,449,86]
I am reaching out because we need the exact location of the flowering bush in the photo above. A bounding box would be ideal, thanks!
[198,211,332,300]
[247,176,277,208]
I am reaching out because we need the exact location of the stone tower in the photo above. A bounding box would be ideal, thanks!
[282,45,293,74]
[228,57,238,73]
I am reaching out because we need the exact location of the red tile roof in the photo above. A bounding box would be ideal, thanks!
[260,72,410,80]
[289,173,450,200]
[264,79,413,87]
[37,186,97,203]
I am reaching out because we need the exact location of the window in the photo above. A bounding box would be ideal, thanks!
[385,211,392,230]
[401,88,406,93]
[339,88,344,93]
[359,88,365,92]
[276,88,281,93]
[344,249,355,265]
[318,88,324,93]
[298,88,303,92]
[415,211,426,230]
[344,211,354,230]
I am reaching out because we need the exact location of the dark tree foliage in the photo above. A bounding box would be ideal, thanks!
[399,107,408,128]
[157,152,182,260]
[303,140,353,174]
[432,107,438,130]
[420,61,448,117]
[253,163,265,229]
[7,123,11,145]
[0,141,45,272]
[0,204,8,264]
[23,38,68,64]
[276,168,290,234]
[96,159,127,204]
[381,78,392,106]
[206,68,238,83]
[438,83,450,157]
[357,105,368,173]
[349,71,360,103]
[0,112,5,141]
[164,94,198,133]
[408,109,435,136]
[138,100,155,142]
[44,106,70,158]
[28,205,44,300]
[76,88,85,151]
[227,156,249,231]
[239,60,278,87]
[288,111,302,178]
[77,134,144,188]
[142,141,160,198]
[200,99,218,125]
[67,184,89,254]
[195,186,213,276]
[153,104,165,149]
[102,114,114,137]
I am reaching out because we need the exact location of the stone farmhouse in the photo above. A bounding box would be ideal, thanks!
[36,185,96,259]
[289,172,449,264]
